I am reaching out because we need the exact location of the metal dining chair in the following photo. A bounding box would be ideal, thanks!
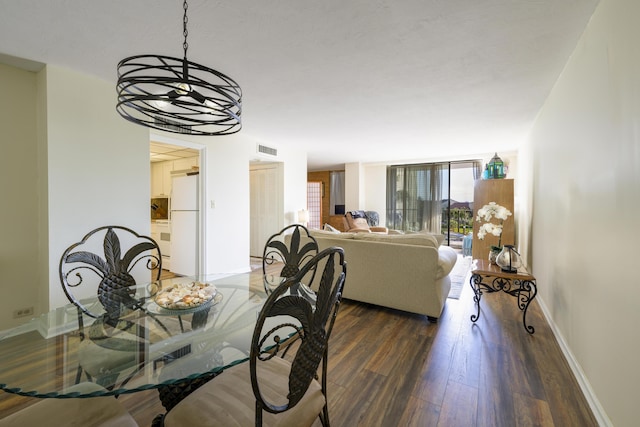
[59,225,173,389]
[262,224,319,300]
[163,246,347,427]
[262,224,319,278]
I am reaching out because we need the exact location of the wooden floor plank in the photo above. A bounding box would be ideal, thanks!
[477,342,518,427]
[513,392,554,427]
[398,395,441,426]
[437,380,478,427]
[363,335,433,426]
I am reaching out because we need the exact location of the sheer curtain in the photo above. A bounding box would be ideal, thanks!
[472,160,482,180]
[420,163,443,233]
[386,168,401,229]
[386,163,444,233]
[330,171,345,215]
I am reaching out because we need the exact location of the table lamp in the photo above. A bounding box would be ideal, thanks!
[298,209,309,226]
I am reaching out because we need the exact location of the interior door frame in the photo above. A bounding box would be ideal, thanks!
[249,162,284,258]
[150,132,206,275]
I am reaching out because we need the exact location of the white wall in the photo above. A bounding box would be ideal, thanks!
[282,150,308,226]
[44,65,151,309]
[200,138,306,273]
[363,164,388,225]
[344,162,364,210]
[0,64,40,330]
[523,0,639,425]
[201,135,253,273]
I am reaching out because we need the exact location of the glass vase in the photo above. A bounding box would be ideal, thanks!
[496,245,521,272]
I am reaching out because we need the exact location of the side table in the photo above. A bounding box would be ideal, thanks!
[469,259,537,334]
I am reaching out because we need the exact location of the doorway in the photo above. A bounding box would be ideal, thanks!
[149,139,203,275]
[441,161,479,249]
[249,162,283,258]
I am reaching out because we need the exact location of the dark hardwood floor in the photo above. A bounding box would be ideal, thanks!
[0,263,598,426]
[112,267,599,426]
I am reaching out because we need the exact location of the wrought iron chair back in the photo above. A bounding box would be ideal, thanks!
[59,225,162,321]
[262,224,319,295]
[251,246,346,426]
[58,225,163,388]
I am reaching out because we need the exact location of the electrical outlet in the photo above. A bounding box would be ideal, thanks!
[13,306,34,318]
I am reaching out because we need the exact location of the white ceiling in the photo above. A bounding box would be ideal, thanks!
[149,141,199,163]
[0,0,598,170]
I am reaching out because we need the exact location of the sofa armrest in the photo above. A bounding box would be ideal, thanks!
[436,246,458,279]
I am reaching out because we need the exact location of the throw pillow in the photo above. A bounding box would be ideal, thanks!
[323,223,340,233]
[353,232,439,248]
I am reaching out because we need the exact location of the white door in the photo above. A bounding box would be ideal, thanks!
[250,165,281,257]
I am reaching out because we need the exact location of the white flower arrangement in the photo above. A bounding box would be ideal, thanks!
[475,202,512,251]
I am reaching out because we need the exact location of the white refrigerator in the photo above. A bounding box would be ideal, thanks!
[170,174,199,276]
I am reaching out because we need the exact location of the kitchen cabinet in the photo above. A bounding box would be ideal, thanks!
[151,157,199,197]
[173,157,199,172]
[151,162,173,197]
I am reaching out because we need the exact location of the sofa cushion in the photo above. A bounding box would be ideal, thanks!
[309,229,355,239]
[352,232,439,248]
[404,231,445,246]
[436,246,458,279]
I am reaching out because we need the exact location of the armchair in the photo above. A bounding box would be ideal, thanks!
[343,210,388,233]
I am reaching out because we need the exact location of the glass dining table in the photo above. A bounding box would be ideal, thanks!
[0,271,283,413]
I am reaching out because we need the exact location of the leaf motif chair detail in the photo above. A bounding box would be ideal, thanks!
[263,224,318,278]
[60,225,161,322]
[262,224,319,300]
[163,246,347,427]
[59,225,168,388]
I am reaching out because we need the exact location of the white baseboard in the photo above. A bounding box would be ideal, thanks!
[536,297,612,427]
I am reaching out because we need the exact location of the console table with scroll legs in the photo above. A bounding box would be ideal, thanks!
[469,259,538,334]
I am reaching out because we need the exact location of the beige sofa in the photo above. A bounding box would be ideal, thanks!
[292,230,458,321]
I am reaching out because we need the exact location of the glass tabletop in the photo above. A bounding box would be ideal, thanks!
[0,272,273,398]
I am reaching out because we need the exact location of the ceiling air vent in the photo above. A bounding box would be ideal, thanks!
[257,144,277,157]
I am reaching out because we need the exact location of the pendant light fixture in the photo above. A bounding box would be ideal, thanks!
[116,0,242,136]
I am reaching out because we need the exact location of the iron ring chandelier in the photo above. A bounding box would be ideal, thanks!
[116,1,242,136]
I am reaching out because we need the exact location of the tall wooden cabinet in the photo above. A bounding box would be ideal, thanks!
[472,179,515,260]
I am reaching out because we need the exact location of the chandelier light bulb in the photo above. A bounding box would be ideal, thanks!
[174,82,191,96]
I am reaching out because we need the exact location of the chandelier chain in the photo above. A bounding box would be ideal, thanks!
[182,0,189,58]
